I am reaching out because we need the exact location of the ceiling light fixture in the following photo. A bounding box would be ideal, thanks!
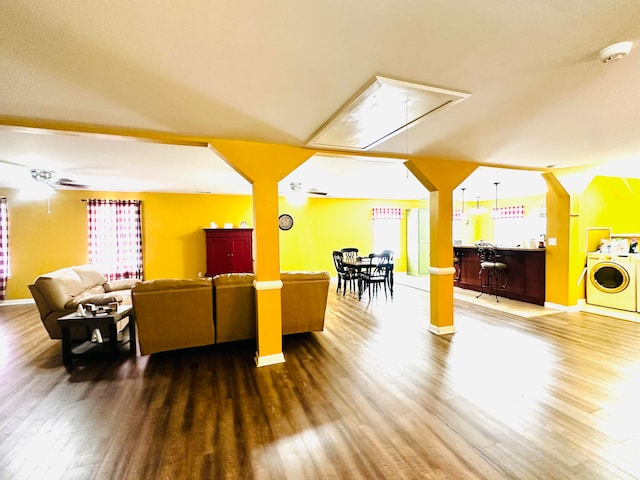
[470,196,487,215]
[286,182,306,206]
[599,41,632,63]
[25,169,56,213]
[306,76,470,151]
[30,169,56,197]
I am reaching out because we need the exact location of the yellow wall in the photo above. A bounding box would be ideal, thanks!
[2,188,424,300]
[278,197,425,274]
[460,194,547,246]
[582,176,640,237]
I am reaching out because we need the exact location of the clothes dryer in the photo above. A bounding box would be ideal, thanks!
[586,253,637,312]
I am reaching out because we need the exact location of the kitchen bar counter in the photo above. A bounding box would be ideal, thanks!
[454,246,546,305]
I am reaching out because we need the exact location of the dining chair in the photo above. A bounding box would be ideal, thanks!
[380,249,394,260]
[340,247,360,284]
[453,247,463,284]
[360,253,392,299]
[332,250,358,296]
[379,250,394,294]
[340,247,359,263]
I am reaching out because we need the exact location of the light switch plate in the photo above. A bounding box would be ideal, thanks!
[548,237,557,246]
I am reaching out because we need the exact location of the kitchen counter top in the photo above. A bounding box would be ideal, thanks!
[455,244,545,251]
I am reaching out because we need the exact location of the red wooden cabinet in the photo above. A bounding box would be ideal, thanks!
[204,229,253,277]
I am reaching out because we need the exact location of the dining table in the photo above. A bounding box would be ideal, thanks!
[342,256,394,299]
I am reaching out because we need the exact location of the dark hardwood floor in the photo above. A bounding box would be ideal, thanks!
[2,281,640,479]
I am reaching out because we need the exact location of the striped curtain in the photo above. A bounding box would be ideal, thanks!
[0,198,9,299]
[87,199,143,281]
[371,207,403,220]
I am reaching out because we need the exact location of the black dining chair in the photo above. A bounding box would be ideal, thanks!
[340,247,360,283]
[360,253,392,299]
[332,250,358,295]
[340,247,359,263]
[380,249,394,260]
[380,250,394,293]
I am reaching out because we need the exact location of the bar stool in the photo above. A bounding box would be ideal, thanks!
[453,248,463,284]
[475,241,508,301]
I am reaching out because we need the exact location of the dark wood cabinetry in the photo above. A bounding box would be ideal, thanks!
[204,229,253,277]
[454,246,546,305]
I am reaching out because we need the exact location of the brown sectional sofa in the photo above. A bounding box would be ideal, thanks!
[31,266,330,356]
[29,264,140,339]
[131,271,330,355]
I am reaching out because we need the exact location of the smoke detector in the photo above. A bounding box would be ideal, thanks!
[599,41,632,63]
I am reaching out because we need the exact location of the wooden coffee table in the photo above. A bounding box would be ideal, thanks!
[57,305,136,365]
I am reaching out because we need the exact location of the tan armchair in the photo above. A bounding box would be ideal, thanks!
[131,279,215,355]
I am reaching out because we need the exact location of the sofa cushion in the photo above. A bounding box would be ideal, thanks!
[33,267,85,311]
[281,271,330,282]
[73,265,107,289]
[213,273,255,287]
[64,293,124,309]
[133,278,212,292]
[104,278,142,292]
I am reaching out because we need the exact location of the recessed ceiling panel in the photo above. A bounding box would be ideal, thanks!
[306,76,470,151]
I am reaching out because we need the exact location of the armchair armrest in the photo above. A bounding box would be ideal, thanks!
[104,278,142,292]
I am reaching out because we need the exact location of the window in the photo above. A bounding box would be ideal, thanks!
[87,199,143,281]
[372,207,402,256]
[0,198,9,300]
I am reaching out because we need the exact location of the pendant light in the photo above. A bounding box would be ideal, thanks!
[461,187,466,214]
[493,182,500,219]
[470,196,487,215]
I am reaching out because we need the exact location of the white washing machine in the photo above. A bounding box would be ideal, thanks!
[586,253,637,312]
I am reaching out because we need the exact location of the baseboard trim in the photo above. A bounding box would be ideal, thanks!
[544,301,580,312]
[255,352,286,367]
[0,298,35,306]
[428,324,456,335]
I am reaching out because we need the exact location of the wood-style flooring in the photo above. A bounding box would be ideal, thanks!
[2,281,640,479]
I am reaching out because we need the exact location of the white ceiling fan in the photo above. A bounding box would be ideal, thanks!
[278,182,329,206]
[286,182,328,197]
[0,159,90,191]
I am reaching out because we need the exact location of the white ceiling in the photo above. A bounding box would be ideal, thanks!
[1,1,639,200]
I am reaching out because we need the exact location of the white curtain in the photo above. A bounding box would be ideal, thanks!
[372,207,402,256]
